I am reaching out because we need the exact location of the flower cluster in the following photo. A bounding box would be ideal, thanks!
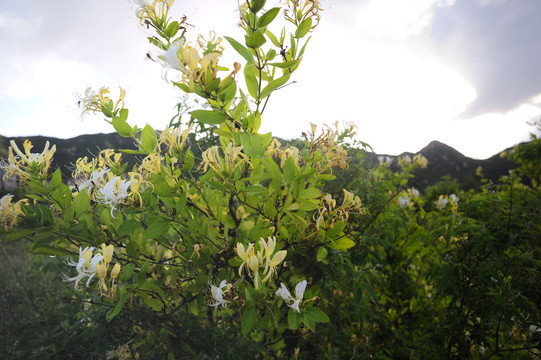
[2,140,56,182]
[76,167,134,217]
[77,86,125,118]
[160,36,240,92]
[265,139,301,168]
[159,125,192,156]
[435,194,459,211]
[275,280,307,313]
[0,194,28,230]
[66,245,121,293]
[307,122,353,172]
[236,237,287,289]
[199,143,249,178]
[284,0,322,29]
[133,0,175,27]
[314,189,364,229]
[397,188,420,209]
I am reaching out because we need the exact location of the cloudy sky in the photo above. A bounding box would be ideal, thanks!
[1,0,540,159]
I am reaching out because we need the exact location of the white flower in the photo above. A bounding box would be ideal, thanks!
[95,176,132,217]
[435,195,448,210]
[78,168,110,192]
[275,280,307,313]
[209,280,229,307]
[398,195,411,208]
[65,247,104,288]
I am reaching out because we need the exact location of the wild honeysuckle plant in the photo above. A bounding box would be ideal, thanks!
[0,0,360,356]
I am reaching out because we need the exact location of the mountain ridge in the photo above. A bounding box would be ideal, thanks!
[0,133,521,192]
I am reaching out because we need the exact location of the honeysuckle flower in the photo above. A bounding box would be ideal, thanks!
[236,242,259,276]
[101,244,114,264]
[259,237,287,283]
[159,126,193,155]
[65,247,104,288]
[95,176,132,217]
[133,0,175,27]
[110,263,121,279]
[275,280,307,313]
[200,143,248,177]
[3,140,56,182]
[398,195,411,208]
[377,155,393,167]
[209,280,229,307]
[449,194,459,211]
[435,195,448,210]
[0,194,28,230]
[78,168,110,194]
[236,237,287,289]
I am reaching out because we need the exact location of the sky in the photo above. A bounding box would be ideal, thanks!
[1,0,541,159]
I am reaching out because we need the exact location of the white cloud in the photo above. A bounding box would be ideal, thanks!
[355,0,456,39]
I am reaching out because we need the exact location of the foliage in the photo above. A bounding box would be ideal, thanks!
[1,1,540,359]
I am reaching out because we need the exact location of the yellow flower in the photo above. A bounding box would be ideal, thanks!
[236,242,259,276]
[236,237,287,289]
[159,126,193,155]
[134,0,175,26]
[96,262,108,279]
[4,140,56,182]
[110,263,121,279]
[101,244,114,264]
[0,194,28,230]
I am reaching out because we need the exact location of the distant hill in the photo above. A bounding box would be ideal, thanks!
[397,140,515,189]
[0,133,521,193]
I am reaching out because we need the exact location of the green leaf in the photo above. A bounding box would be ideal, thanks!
[283,157,296,182]
[288,309,301,330]
[295,18,312,38]
[140,124,157,153]
[190,110,227,125]
[298,187,322,200]
[329,237,356,251]
[316,246,328,262]
[238,132,273,159]
[245,32,266,49]
[120,263,135,281]
[106,291,130,322]
[72,189,90,217]
[257,7,280,27]
[143,220,170,240]
[244,63,259,99]
[49,169,62,189]
[305,307,330,323]
[224,36,255,64]
[37,204,54,226]
[268,60,300,69]
[52,183,72,211]
[143,296,163,312]
[260,73,290,99]
[251,0,266,14]
[265,30,281,47]
[241,308,258,335]
[119,148,147,155]
[118,219,141,236]
[165,21,179,38]
[30,246,72,256]
[113,110,133,137]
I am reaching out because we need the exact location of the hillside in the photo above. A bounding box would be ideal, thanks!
[0,133,520,193]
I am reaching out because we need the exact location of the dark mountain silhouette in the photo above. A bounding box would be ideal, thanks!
[0,133,521,193]
[399,140,515,189]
